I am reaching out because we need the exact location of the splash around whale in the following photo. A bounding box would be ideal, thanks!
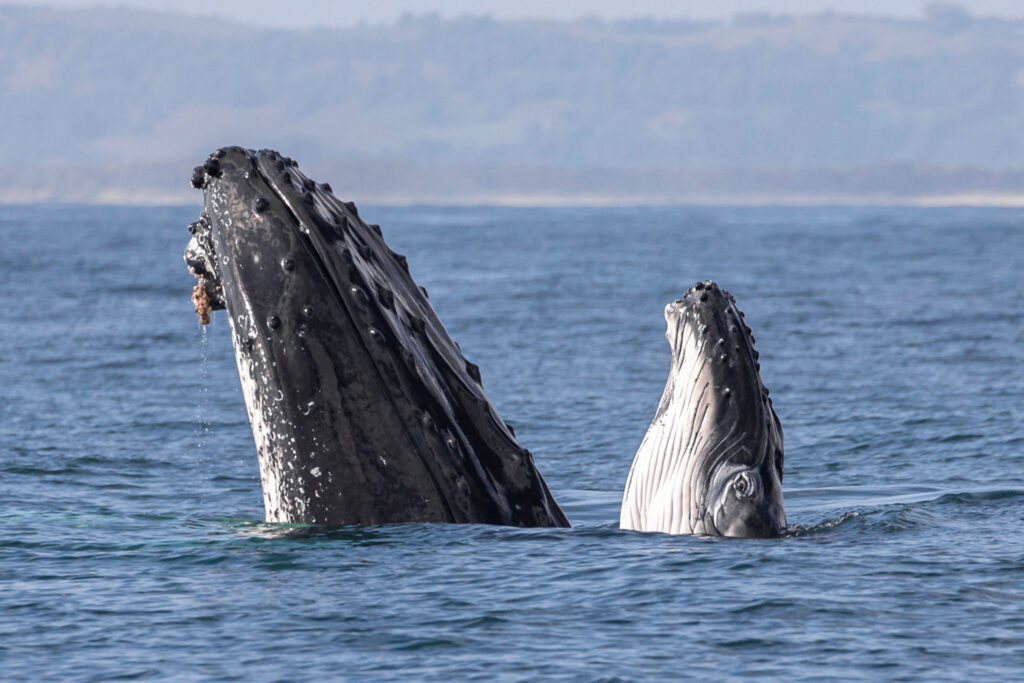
[184,147,785,537]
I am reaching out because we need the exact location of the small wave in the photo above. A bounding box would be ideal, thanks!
[222,518,473,548]
[782,510,861,537]
[932,432,985,444]
[784,506,941,538]
[787,484,1024,513]
[727,598,797,614]
[782,485,1024,539]
[930,488,1024,505]
[227,519,337,541]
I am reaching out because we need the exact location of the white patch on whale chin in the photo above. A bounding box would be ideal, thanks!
[228,310,292,524]
[620,312,719,535]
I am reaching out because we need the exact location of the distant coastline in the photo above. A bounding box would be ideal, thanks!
[3,161,1022,207]
[4,190,1024,208]
[3,6,1023,210]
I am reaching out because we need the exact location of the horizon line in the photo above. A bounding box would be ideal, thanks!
[4,191,1024,209]
[2,1,1021,32]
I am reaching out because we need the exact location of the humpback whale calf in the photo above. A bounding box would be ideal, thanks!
[184,147,568,527]
[620,281,786,537]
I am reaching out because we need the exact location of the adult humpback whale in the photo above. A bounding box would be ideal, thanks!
[184,147,568,528]
[620,281,786,537]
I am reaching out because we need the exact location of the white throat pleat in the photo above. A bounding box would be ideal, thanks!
[621,316,720,534]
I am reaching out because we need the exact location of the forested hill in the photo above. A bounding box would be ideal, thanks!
[2,5,1022,203]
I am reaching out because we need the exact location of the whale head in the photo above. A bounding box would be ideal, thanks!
[620,280,785,538]
[182,147,568,528]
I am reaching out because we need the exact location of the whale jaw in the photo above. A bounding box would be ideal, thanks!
[620,281,785,538]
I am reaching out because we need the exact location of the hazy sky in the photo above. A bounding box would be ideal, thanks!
[4,0,1023,27]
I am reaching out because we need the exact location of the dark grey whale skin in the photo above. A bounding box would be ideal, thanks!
[184,147,569,528]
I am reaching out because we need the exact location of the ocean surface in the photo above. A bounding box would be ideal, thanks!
[1,203,1022,680]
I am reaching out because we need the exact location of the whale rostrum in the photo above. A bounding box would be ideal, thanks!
[620,281,786,537]
[184,147,569,527]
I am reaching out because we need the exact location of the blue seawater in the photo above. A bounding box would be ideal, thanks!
[1,204,1022,680]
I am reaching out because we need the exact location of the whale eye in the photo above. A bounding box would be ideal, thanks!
[733,471,756,500]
